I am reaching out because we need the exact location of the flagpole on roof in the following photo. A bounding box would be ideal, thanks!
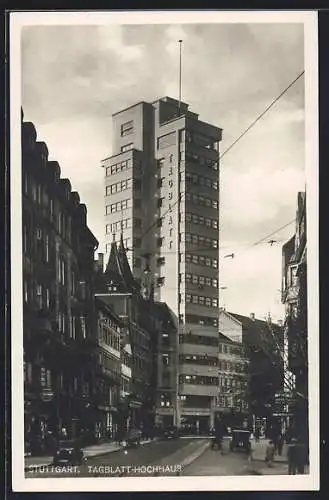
[178,40,183,116]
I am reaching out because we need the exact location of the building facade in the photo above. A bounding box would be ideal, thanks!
[94,236,158,437]
[93,297,123,440]
[22,112,99,454]
[282,191,308,442]
[102,97,222,427]
[218,309,284,432]
[153,303,178,429]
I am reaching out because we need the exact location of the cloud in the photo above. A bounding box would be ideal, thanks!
[21,21,307,321]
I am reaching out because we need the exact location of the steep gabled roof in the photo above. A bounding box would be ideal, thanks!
[118,233,135,290]
[104,235,140,293]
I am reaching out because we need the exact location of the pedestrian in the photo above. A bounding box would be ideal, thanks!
[265,440,275,467]
[211,417,225,452]
[277,433,284,456]
[287,438,298,474]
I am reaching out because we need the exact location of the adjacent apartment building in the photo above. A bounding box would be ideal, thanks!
[282,191,308,442]
[22,111,99,454]
[102,97,222,429]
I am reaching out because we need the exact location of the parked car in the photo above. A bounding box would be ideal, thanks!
[161,426,179,440]
[229,429,251,453]
[122,429,142,447]
[52,440,86,466]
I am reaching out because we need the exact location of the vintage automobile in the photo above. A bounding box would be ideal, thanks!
[229,429,251,453]
[161,426,179,440]
[122,428,142,448]
[52,440,87,466]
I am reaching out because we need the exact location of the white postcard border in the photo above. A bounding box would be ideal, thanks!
[10,9,319,492]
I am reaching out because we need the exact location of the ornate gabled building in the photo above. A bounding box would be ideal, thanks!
[282,191,308,443]
[22,112,99,455]
[94,235,158,436]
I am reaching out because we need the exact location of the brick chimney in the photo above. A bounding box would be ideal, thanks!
[250,313,255,321]
[267,312,272,324]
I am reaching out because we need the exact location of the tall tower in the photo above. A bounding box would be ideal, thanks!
[102,97,222,428]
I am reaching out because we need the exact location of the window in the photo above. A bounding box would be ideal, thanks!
[157,257,165,266]
[45,288,50,309]
[157,198,164,208]
[36,284,43,309]
[157,277,165,287]
[24,281,28,303]
[212,219,218,229]
[45,234,49,262]
[58,311,66,333]
[59,257,66,285]
[157,132,176,150]
[157,238,163,247]
[121,143,133,153]
[80,316,87,338]
[162,354,169,366]
[50,199,54,220]
[121,120,134,136]
[212,278,218,288]
[134,258,141,268]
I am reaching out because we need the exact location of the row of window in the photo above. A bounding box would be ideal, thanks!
[184,314,219,328]
[24,363,91,395]
[121,120,134,137]
[179,355,218,366]
[106,198,132,214]
[23,224,51,263]
[57,312,87,339]
[216,395,248,410]
[185,192,219,210]
[185,212,218,229]
[105,159,132,176]
[179,334,218,347]
[179,375,218,386]
[98,320,121,353]
[218,343,243,356]
[185,130,218,151]
[219,377,248,390]
[182,273,218,288]
[184,233,218,249]
[105,178,132,196]
[23,174,77,245]
[99,352,121,377]
[218,361,247,373]
[183,253,218,269]
[185,172,219,191]
[185,152,219,171]
[184,294,219,308]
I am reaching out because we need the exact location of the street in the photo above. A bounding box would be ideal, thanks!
[26,437,202,478]
[182,447,251,476]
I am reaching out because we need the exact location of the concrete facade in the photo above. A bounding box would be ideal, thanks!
[102,97,222,428]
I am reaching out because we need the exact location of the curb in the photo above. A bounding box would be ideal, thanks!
[175,440,210,474]
[25,439,156,473]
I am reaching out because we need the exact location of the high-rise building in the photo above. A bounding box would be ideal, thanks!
[102,97,222,428]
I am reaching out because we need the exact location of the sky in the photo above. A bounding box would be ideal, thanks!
[21,21,306,322]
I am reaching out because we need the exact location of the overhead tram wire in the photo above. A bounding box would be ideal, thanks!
[126,215,296,256]
[125,69,305,253]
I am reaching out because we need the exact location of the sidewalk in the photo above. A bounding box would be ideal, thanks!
[24,439,154,471]
[250,438,288,463]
